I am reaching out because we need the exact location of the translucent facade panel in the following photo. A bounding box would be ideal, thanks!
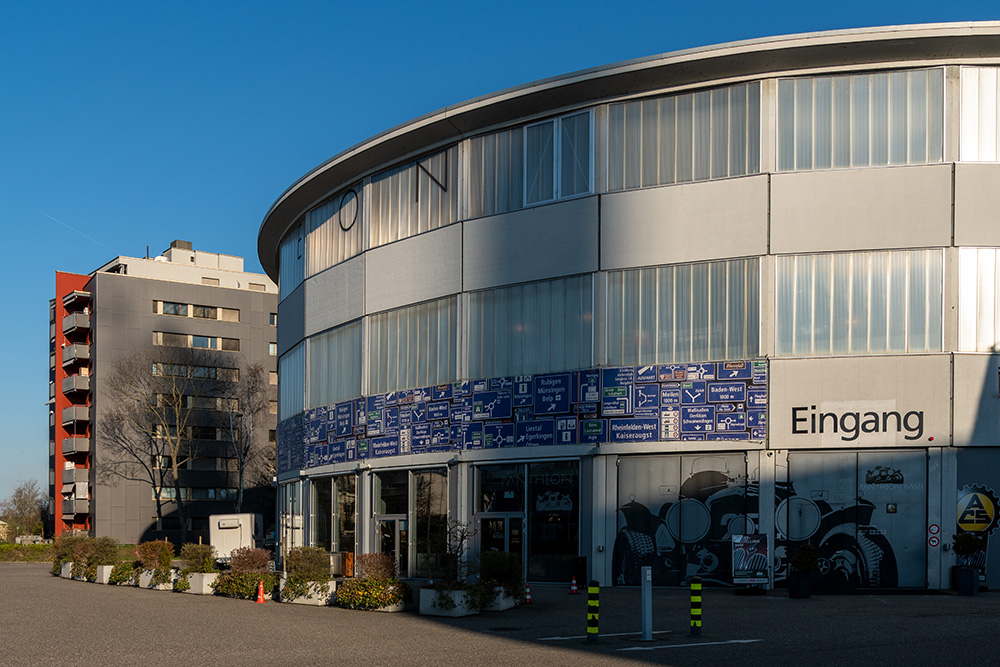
[306,185,363,276]
[775,250,943,356]
[468,126,524,218]
[961,67,1000,161]
[608,82,761,191]
[278,222,304,301]
[308,320,362,408]
[468,275,593,378]
[369,296,458,394]
[278,341,305,421]
[959,248,1000,351]
[606,258,760,365]
[369,145,459,248]
[560,112,591,197]
[776,69,944,171]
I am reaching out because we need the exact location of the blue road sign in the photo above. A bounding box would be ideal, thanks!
[555,416,578,444]
[635,384,660,418]
[432,384,453,400]
[484,422,515,448]
[371,436,399,458]
[516,420,556,446]
[751,360,767,384]
[681,381,707,405]
[578,370,601,403]
[579,419,607,444]
[706,432,751,441]
[636,365,658,383]
[658,364,687,381]
[660,385,681,406]
[747,387,767,408]
[709,382,747,403]
[602,367,634,416]
[609,418,659,443]
[685,363,716,380]
[719,361,752,379]
[660,406,680,440]
[681,405,716,433]
[491,376,513,390]
[427,401,450,421]
[452,381,472,396]
[533,373,571,414]
[576,402,599,415]
[514,376,533,407]
[715,411,747,431]
[747,410,766,428]
[472,390,513,420]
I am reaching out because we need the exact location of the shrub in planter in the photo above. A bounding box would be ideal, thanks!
[479,551,524,606]
[85,537,120,582]
[51,534,88,576]
[70,537,94,579]
[176,543,218,594]
[108,561,139,586]
[135,540,175,588]
[282,546,333,603]
[953,532,985,596]
[420,521,483,616]
[335,553,409,611]
[212,546,276,599]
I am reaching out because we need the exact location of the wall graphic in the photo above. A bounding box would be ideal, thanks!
[276,360,767,474]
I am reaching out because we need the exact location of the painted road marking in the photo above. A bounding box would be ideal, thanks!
[538,630,672,641]
[619,638,762,651]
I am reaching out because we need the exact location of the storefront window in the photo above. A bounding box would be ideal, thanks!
[527,461,579,581]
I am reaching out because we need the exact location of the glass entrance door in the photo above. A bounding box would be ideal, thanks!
[377,515,409,578]
[479,514,524,558]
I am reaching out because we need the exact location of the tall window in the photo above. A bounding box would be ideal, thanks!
[468,274,593,378]
[369,297,458,395]
[279,222,305,301]
[959,248,1000,351]
[776,249,943,356]
[961,67,1000,161]
[369,145,459,248]
[308,320,362,409]
[606,258,760,365]
[608,82,760,191]
[306,185,363,276]
[278,341,305,420]
[468,111,592,218]
[777,69,944,171]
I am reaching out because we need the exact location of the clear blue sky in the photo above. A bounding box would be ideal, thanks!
[1,1,996,501]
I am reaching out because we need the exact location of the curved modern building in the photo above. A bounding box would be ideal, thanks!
[259,23,1000,590]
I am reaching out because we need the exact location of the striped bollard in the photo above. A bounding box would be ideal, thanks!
[587,580,600,643]
[689,576,702,637]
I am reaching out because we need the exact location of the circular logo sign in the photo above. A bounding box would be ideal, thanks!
[928,523,940,535]
[957,485,1000,535]
[928,536,940,547]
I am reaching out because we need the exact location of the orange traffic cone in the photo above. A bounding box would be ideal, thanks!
[255,580,267,604]
[569,576,580,594]
[524,582,532,604]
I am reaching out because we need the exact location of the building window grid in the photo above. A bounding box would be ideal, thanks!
[776,249,944,357]
[776,68,945,172]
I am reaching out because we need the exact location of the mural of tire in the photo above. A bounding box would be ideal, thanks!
[817,524,898,588]
[612,528,655,586]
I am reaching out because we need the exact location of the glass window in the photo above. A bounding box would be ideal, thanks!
[193,305,217,319]
[312,479,332,551]
[525,120,555,205]
[776,69,944,171]
[269,313,277,326]
[269,342,277,356]
[959,248,1000,351]
[374,470,408,515]
[192,335,215,349]
[776,249,943,356]
[219,308,240,322]
[306,185,363,276]
[162,302,187,316]
[308,320,362,409]
[606,258,759,365]
[279,221,305,301]
[469,274,594,378]
[278,342,305,420]
[413,469,447,579]
[478,464,525,512]
[469,126,524,217]
[369,296,458,395]
[608,82,760,191]
[369,145,459,249]
[334,475,356,556]
[527,461,578,581]
[221,337,240,352]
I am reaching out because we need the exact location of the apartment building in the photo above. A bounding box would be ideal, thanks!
[49,240,278,543]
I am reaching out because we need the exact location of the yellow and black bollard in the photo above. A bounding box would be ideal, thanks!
[587,580,600,643]
[689,576,702,637]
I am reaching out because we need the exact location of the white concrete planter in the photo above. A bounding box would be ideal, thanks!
[375,597,406,613]
[139,569,176,591]
[482,587,517,612]
[60,562,73,579]
[419,587,479,617]
[279,576,335,605]
[185,572,219,595]
[95,565,115,585]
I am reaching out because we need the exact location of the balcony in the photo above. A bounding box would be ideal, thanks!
[62,290,90,308]
[62,375,90,395]
[61,437,90,455]
[61,499,89,516]
[61,344,90,367]
[62,312,90,334]
[61,468,89,484]
[61,406,90,425]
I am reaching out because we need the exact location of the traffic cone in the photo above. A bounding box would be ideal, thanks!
[569,575,580,594]
[524,582,532,604]
[255,580,267,604]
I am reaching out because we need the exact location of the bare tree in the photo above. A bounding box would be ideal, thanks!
[217,356,272,513]
[0,480,47,540]
[99,347,223,544]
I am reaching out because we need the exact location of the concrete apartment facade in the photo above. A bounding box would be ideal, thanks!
[49,240,279,544]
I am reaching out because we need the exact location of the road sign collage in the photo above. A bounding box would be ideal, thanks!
[276,359,767,473]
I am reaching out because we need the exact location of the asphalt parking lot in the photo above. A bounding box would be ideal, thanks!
[2,563,998,666]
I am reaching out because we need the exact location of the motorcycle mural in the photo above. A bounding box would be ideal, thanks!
[613,459,900,589]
